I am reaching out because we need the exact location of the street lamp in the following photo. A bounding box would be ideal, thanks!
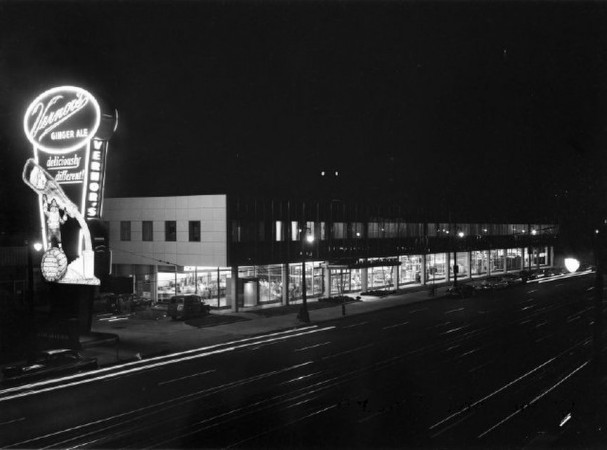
[298,227,315,323]
[453,228,464,287]
[26,240,43,313]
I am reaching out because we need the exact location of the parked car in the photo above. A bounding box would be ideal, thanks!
[1,349,98,386]
[446,283,476,298]
[502,273,523,286]
[475,276,509,290]
[167,295,211,320]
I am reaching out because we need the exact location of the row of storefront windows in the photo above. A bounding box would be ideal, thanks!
[138,247,549,308]
[119,219,556,243]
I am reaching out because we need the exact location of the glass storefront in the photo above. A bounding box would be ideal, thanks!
[426,253,446,282]
[157,267,229,307]
[449,252,469,278]
[399,255,422,285]
[257,264,283,304]
[471,250,488,276]
[506,248,523,271]
[368,265,395,289]
[523,246,549,269]
[330,267,362,295]
[491,249,505,273]
[289,262,323,300]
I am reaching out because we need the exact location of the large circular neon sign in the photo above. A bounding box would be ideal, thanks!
[24,86,101,154]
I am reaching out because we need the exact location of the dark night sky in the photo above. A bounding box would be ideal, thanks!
[2,0,607,234]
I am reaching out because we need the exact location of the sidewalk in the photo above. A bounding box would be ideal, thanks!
[82,285,451,366]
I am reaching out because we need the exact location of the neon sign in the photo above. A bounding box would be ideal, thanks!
[23,86,101,154]
[22,86,117,285]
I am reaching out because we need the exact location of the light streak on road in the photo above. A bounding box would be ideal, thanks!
[342,322,368,329]
[440,326,467,336]
[294,342,331,352]
[559,412,572,427]
[382,321,409,330]
[8,361,318,449]
[477,360,589,439]
[323,344,374,360]
[158,369,216,386]
[429,354,562,431]
[0,417,25,426]
[0,326,336,402]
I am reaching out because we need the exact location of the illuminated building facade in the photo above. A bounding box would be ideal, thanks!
[103,195,558,310]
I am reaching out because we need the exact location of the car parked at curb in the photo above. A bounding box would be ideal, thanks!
[475,276,509,290]
[1,349,98,386]
[446,283,476,298]
[167,295,211,320]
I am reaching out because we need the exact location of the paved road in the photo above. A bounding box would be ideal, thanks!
[0,271,599,448]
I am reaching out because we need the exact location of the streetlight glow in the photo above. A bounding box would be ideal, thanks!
[457,231,464,238]
[33,242,43,252]
[306,233,315,243]
[564,258,580,273]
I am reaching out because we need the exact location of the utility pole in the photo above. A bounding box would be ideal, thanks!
[594,228,604,373]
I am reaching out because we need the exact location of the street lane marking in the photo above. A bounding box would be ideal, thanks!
[469,362,490,373]
[446,308,464,314]
[460,348,480,357]
[382,321,409,330]
[294,342,331,352]
[587,286,595,291]
[409,307,428,314]
[158,369,216,386]
[477,360,589,439]
[567,315,581,323]
[443,344,461,353]
[440,326,467,336]
[527,290,538,294]
[342,321,368,329]
[521,306,533,311]
[0,417,25,426]
[323,344,374,360]
[279,371,321,386]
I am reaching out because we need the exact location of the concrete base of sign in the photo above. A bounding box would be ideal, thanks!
[58,251,100,285]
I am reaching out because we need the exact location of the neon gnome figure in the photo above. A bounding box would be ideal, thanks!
[44,196,66,250]
[22,159,99,285]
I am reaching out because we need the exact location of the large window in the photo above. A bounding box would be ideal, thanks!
[257,265,283,304]
[189,221,201,242]
[471,250,488,276]
[369,265,395,289]
[274,221,285,242]
[491,249,505,272]
[450,252,469,278]
[426,253,446,281]
[142,221,153,241]
[165,221,177,242]
[399,255,422,285]
[350,222,364,239]
[120,221,131,241]
[289,262,323,299]
[332,222,346,239]
[506,248,523,271]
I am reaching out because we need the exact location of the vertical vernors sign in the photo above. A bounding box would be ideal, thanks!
[24,86,101,154]
[22,86,116,285]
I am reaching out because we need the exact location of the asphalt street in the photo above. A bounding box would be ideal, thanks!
[0,271,601,449]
